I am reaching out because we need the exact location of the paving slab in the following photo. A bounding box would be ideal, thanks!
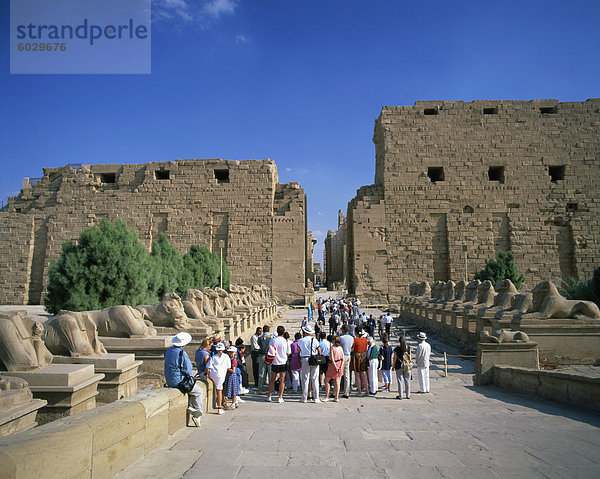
[117,306,600,479]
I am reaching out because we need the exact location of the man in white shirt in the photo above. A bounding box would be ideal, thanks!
[415,332,431,393]
[267,325,291,403]
[384,312,393,339]
[297,324,321,403]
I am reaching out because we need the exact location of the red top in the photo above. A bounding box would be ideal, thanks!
[352,337,368,353]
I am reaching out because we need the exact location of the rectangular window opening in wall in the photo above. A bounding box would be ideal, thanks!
[214,169,230,183]
[424,108,438,116]
[488,166,505,183]
[155,170,170,180]
[549,165,565,182]
[483,107,498,115]
[100,173,116,184]
[566,202,578,212]
[428,167,444,183]
[540,106,558,114]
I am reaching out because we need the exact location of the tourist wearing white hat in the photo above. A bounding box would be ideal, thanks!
[297,324,322,403]
[164,332,203,425]
[416,332,431,393]
[207,342,232,414]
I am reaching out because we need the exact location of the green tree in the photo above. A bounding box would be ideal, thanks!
[150,233,184,298]
[180,245,231,292]
[44,219,157,314]
[474,250,525,290]
[557,267,600,307]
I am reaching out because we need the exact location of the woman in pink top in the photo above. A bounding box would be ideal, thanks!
[289,332,302,392]
[324,336,344,402]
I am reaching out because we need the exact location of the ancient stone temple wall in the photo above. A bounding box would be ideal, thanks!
[324,210,347,289]
[347,99,600,302]
[0,159,307,304]
[272,182,307,302]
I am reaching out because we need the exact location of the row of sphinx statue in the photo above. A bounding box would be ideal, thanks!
[0,284,275,372]
[406,279,600,321]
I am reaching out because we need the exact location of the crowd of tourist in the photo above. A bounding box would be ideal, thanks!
[164,296,432,421]
[246,296,432,403]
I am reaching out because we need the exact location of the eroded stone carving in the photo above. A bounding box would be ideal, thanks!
[479,279,519,317]
[136,293,190,330]
[44,311,108,357]
[216,287,237,314]
[479,329,530,343]
[494,291,533,320]
[182,289,204,319]
[252,285,268,304]
[467,280,497,312]
[0,311,53,371]
[452,279,480,310]
[229,284,252,307]
[202,288,226,317]
[441,281,456,302]
[518,281,600,320]
[445,280,466,306]
[428,281,445,302]
[417,281,431,297]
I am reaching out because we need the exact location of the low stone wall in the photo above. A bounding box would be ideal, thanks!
[400,296,600,364]
[492,366,600,412]
[0,386,188,479]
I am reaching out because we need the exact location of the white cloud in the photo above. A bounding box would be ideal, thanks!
[282,167,308,176]
[235,33,247,43]
[313,230,325,238]
[204,0,238,18]
[164,0,188,8]
[153,0,239,25]
[317,211,323,216]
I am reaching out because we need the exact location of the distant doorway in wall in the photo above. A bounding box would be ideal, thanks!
[431,213,450,281]
[557,224,577,279]
[28,218,48,305]
[150,213,168,244]
[212,212,229,261]
[492,213,510,254]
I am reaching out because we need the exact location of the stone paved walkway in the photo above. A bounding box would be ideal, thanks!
[117,306,600,479]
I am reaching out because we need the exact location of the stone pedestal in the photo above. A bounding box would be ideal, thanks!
[475,341,539,385]
[52,353,142,403]
[6,364,104,425]
[0,376,46,438]
[512,318,600,365]
[100,336,172,374]
[304,290,315,307]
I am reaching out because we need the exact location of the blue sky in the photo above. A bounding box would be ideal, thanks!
[1,0,599,265]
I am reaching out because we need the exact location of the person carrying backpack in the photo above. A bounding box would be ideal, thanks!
[392,335,412,399]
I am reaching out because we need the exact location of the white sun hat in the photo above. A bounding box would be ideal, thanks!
[302,324,314,335]
[172,332,192,347]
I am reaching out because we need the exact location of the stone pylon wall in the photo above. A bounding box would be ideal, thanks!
[272,182,307,302]
[345,99,600,302]
[0,159,307,305]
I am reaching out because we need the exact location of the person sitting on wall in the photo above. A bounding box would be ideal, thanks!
[164,332,203,426]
